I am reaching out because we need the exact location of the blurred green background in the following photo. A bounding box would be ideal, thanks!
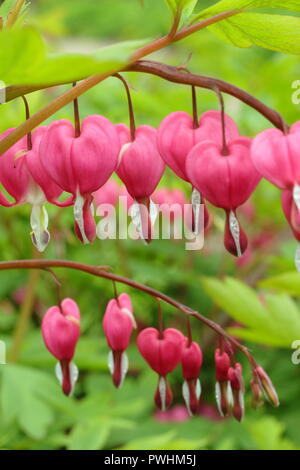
[0,0,300,450]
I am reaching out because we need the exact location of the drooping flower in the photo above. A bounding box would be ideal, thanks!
[253,365,279,407]
[186,138,261,256]
[158,110,239,233]
[228,363,245,422]
[214,348,231,417]
[102,293,136,388]
[116,124,165,242]
[41,298,80,396]
[39,116,120,244]
[0,126,66,251]
[181,340,203,415]
[137,327,184,410]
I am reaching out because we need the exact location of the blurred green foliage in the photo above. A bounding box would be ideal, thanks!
[0,0,300,451]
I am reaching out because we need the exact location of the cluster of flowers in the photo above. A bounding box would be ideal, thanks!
[1,109,299,260]
[41,294,279,422]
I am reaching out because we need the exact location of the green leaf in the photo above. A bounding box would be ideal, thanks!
[164,0,198,27]
[67,420,110,450]
[201,276,300,347]
[259,272,300,296]
[209,13,300,54]
[119,430,177,450]
[192,0,300,23]
[0,27,147,90]
[246,416,299,450]
[0,365,56,439]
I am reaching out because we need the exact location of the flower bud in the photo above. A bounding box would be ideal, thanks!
[137,327,184,410]
[254,365,279,407]
[103,293,136,388]
[42,298,80,396]
[215,348,231,417]
[181,340,203,415]
[228,363,245,422]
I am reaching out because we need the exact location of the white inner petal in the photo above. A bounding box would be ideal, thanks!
[119,351,129,388]
[182,380,192,416]
[121,307,137,329]
[295,244,300,273]
[107,350,114,375]
[30,203,50,252]
[158,376,167,412]
[215,381,224,417]
[191,188,201,235]
[293,184,300,212]
[229,210,242,257]
[74,193,90,244]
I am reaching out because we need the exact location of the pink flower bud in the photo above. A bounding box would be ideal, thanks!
[228,363,245,422]
[181,340,203,415]
[215,348,231,417]
[137,327,184,376]
[42,298,80,396]
[215,348,230,382]
[137,327,184,410]
[39,116,120,244]
[103,293,136,388]
[181,340,203,380]
[254,365,279,407]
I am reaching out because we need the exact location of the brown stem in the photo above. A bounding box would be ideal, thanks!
[21,95,32,150]
[0,258,253,364]
[156,298,164,338]
[213,86,228,155]
[186,316,193,346]
[114,73,136,140]
[191,85,198,129]
[72,82,81,137]
[127,61,287,131]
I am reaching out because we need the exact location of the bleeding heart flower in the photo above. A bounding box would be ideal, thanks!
[116,124,165,242]
[102,293,136,388]
[42,298,80,396]
[39,115,120,244]
[0,126,65,251]
[214,348,231,417]
[186,138,261,256]
[181,340,203,415]
[228,363,245,422]
[158,110,239,234]
[137,327,184,410]
[158,110,239,181]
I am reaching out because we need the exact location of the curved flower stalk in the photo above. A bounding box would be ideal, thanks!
[39,116,120,244]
